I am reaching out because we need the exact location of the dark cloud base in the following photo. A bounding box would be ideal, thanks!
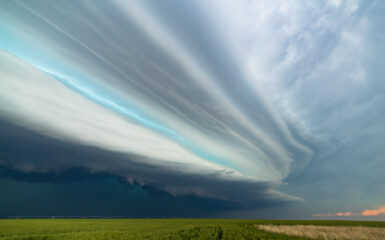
[0,167,234,217]
[0,119,294,217]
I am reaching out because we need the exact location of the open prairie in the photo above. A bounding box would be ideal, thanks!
[1,219,385,240]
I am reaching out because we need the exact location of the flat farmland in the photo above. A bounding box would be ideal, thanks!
[1,219,385,240]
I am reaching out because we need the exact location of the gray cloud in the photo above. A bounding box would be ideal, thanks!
[0,0,384,217]
[0,119,299,207]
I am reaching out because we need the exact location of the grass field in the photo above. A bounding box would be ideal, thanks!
[258,224,385,240]
[1,219,385,240]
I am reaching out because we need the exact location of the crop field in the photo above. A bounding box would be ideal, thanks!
[1,219,385,240]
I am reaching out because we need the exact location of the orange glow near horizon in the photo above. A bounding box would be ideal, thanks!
[314,206,385,217]
[313,212,352,217]
[362,207,385,216]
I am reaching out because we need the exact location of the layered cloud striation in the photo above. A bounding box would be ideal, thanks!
[1,0,384,211]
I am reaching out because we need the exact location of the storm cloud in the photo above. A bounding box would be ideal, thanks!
[0,0,384,218]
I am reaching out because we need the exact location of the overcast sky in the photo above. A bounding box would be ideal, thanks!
[0,0,384,219]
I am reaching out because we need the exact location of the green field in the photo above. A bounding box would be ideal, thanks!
[1,219,385,240]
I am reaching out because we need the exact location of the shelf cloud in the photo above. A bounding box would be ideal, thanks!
[1,0,384,217]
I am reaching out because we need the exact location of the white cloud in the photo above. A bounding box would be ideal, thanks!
[0,50,226,175]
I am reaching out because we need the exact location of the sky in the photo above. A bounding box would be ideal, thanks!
[0,0,384,219]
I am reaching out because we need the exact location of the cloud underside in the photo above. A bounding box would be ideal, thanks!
[0,119,300,206]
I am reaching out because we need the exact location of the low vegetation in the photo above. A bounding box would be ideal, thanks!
[258,224,385,240]
[0,219,384,240]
